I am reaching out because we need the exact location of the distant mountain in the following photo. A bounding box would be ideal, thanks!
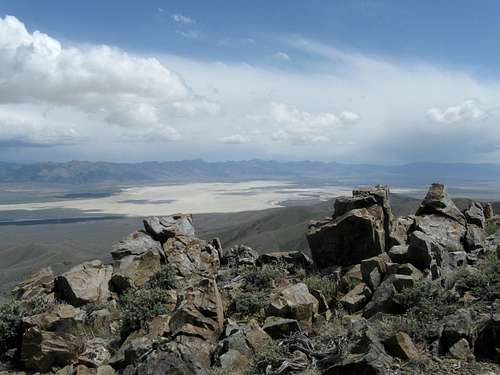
[2,160,500,186]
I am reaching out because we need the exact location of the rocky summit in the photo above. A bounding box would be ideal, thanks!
[1,184,500,375]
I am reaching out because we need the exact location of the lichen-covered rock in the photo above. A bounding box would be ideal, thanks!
[55,260,113,307]
[262,316,301,339]
[361,253,391,290]
[110,231,163,261]
[110,250,163,292]
[266,283,319,322]
[416,183,466,226]
[143,214,195,243]
[257,251,312,271]
[21,327,80,372]
[339,282,372,313]
[383,332,419,361]
[22,304,84,332]
[221,245,258,267]
[12,267,55,301]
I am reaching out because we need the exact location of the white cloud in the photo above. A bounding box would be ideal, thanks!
[0,15,217,146]
[171,14,195,24]
[268,102,359,145]
[217,134,249,144]
[427,100,487,124]
[272,52,290,61]
[176,30,200,39]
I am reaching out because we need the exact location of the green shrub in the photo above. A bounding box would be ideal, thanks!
[146,265,177,290]
[243,265,285,290]
[0,300,22,352]
[393,280,458,341]
[455,256,500,302]
[119,287,173,338]
[244,342,288,375]
[232,291,266,316]
[304,274,337,302]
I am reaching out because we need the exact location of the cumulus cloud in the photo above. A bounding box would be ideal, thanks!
[0,106,81,147]
[171,14,195,24]
[272,52,290,61]
[269,102,359,145]
[427,100,487,124]
[0,15,217,146]
[217,134,249,144]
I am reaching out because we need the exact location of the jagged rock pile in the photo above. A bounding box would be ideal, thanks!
[0,184,499,375]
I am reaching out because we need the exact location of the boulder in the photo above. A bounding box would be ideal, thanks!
[465,224,486,250]
[262,317,301,339]
[448,338,473,361]
[266,283,319,322]
[440,309,473,352]
[383,332,419,360]
[389,216,414,247]
[143,214,195,243]
[388,245,409,264]
[169,278,224,342]
[22,304,84,332]
[21,327,80,372]
[407,230,438,270]
[110,231,163,261]
[413,215,465,254]
[308,206,386,268]
[416,183,466,226]
[339,282,372,313]
[464,202,486,228]
[363,275,403,318]
[78,338,111,368]
[110,249,163,292]
[163,236,220,279]
[361,253,391,290]
[221,245,258,267]
[12,267,54,301]
[55,260,113,307]
[214,320,271,371]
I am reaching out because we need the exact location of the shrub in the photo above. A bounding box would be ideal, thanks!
[119,287,173,338]
[146,264,177,290]
[243,265,285,290]
[393,280,458,341]
[304,274,337,302]
[244,342,288,375]
[232,291,266,316]
[0,300,22,352]
[455,255,500,302]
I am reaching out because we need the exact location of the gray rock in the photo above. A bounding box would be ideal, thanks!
[388,245,409,264]
[416,183,466,226]
[361,253,391,290]
[55,260,113,307]
[266,283,319,322]
[110,249,163,292]
[383,332,419,360]
[110,231,163,261]
[13,267,54,301]
[465,224,486,251]
[407,231,435,270]
[21,327,79,372]
[22,304,84,332]
[389,216,414,247]
[143,214,195,243]
[257,251,312,271]
[262,317,301,339]
[441,308,473,351]
[448,338,473,361]
[464,202,486,228]
[78,338,111,368]
[339,282,372,313]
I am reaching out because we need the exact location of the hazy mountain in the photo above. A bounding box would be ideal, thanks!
[2,160,500,186]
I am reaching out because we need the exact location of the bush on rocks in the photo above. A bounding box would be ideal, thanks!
[0,299,22,352]
[244,341,288,375]
[146,264,177,290]
[119,287,173,338]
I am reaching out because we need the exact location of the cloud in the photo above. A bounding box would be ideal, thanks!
[427,100,487,124]
[268,102,359,145]
[176,30,200,39]
[171,14,195,24]
[0,15,217,147]
[0,106,81,147]
[217,134,249,144]
[272,52,290,61]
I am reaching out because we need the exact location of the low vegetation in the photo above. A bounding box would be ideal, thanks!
[303,274,337,302]
[244,342,288,375]
[146,264,177,290]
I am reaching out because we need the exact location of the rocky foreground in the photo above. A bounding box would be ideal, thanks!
[0,183,499,375]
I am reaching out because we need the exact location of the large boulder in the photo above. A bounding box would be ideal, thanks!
[55,260,113,307]
[163,236,220,279]
[143,214,195,243]
[221,245,258,267]
[308,207,386,268]
[416,183,466,226]
[256,251,312,271]
[13,267,54,301]
[110,249,163,293]
[266,283,319,322]
[22,304,84,332]
[465,202,486,228]
[21,327,80,372]
[110,231,163,261]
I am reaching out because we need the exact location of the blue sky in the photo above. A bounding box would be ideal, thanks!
[0,1,500,163]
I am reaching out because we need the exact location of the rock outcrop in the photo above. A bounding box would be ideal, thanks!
[2,183,499,375]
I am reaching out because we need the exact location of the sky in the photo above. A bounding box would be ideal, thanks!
[1,0,500,164]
